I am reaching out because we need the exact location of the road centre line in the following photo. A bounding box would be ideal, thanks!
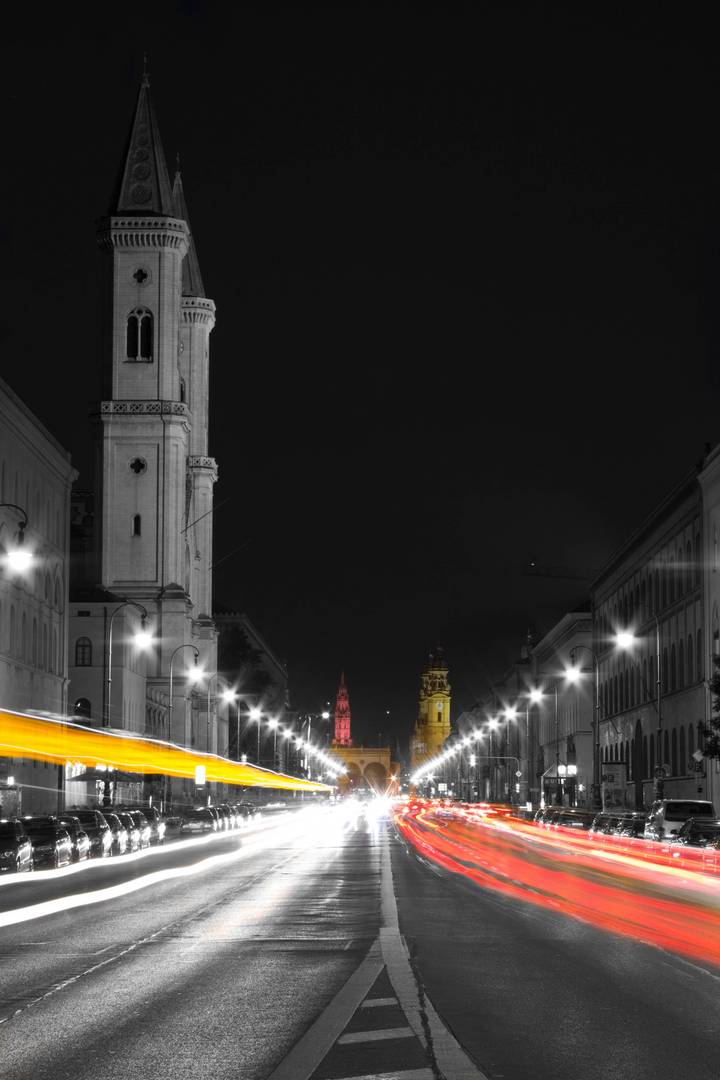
[330,1071,434,1080]
[381,827,489,1080]
[361,996,398,1007]
[337,1026,414,1044]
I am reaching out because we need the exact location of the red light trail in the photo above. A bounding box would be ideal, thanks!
[395,802,720,968]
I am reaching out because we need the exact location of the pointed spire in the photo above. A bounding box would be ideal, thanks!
[110,71,175,216]
[172,166,206,297]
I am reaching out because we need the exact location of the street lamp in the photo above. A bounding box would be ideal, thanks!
[105,600,152,728]
[205,673,220,754]
[529,681,562,805]
[612,622,663,798]
[566,646,601,809]
[0,504,34,574]
[249,706,262,764]
[222,689,240,759]
[165,644,202,810]
[267,717,279,769]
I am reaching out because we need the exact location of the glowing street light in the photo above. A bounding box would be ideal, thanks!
[105,600,152,729]
[249,705,263,763]
[0,504,33,574]
[222,688,241,761]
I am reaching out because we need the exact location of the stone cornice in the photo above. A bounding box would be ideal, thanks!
[101,400,190,418]
[97,216,189,254]
[187,455,218,481]
[181,296,216,327]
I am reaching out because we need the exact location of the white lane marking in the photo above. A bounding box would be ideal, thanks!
[266,939,384,1080]
[0,816,313,929]
[0,845,304,1025]
[329,1071,434,1080]
[381,827,490,1080]
[361,996,398,1008]
[337,1026,414,1045]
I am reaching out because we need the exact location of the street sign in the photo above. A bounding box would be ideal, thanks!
[515,770,522,778]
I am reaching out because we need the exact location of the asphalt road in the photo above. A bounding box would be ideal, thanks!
[0,806,382,1080]
[392,823,720,1080]
[2,806,719,1080]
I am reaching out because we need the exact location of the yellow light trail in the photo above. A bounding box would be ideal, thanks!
[0,709,331,793]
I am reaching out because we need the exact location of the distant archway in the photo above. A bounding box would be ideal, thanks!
[364,762,388,794]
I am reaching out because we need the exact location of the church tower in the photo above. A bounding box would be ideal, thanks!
[94,71,218,749]
[410,648,451,773]
[332,673,352,747]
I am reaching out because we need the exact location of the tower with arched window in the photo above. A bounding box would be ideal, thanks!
[410,648,452,773]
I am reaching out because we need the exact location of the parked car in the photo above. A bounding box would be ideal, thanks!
[234,802,258,826]
[24,821,74,870]
[590,812,627,835]
[70,809,113,858]
[117,805,166,845]
[672,817,720,847]
[644,799,716,840]
[549,808,596,831]
[126,810,152,848]
[0,818,34,873]
[218,803,237,829]
[180,808,217,834]
[206,807,223,831]
[31,814,92,863]
[614,813,647,839]
[115,811,141,852]
[99,811,129,857]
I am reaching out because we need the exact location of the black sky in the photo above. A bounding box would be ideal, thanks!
[3,5,720,746]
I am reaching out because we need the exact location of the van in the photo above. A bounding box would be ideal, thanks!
[644,799,715,840]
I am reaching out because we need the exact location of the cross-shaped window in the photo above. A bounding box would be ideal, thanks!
[133,268,149,283]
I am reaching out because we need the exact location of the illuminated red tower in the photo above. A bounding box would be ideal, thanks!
[333,672,352,746]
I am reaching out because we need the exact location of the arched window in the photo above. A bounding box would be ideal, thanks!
[73,698,91,721]
[671,729,678,775]
[179,377,186,403]
[661,566,667,608]
[677,547,683,595]
[697,628,703,681]
[642,659,648,701]
[668,557,675,604]
[649,656,655,698]
[695,533,701,586]
[679,726,686,775]
[678,641,685,688]
[670,644,677,691]
[663,730,670,770]
[54,577,61,611]
[132,514,141,537]
[686,541,693,592]
[688,722,695,762]
[654,571,659,612]
[643,735,648,779]
[126,307,153,362]
[662,647,668,692]
[75,636,92,667]
[687,635,694,683]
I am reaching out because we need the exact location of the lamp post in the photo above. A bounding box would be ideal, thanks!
[267,717,279,769]
[166,644,202,811]
[529,680,563,805]
[567,646,601,809]
[0,504,34,574]
[249,706,262,764]
[105,600,152,728]
[222,689,240,759]
[614,622,663,799]
[488,717,498,800]
[205,673,221,754]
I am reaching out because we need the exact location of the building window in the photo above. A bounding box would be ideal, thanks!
[686,541,693,591]
[671,729,678,775]
[697,628,703,681]
[126,307,153,362]
[688,722,695,763]
[679,726,686,775]
[695,533,701,586]
[643,735,648,779]
[662,647,668,692]
[687,635,694,683]
[678,641,685,689]
[32,619,37,664]
[132,514,141,537]
[670,644,677,692]
[75,636,92,667]
[668,557,674,604]
[649,733,655,776]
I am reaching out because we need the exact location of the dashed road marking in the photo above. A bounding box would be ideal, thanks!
[361,996,398,1008]
[337,1026,415,1044]
[331,1071,434,1080]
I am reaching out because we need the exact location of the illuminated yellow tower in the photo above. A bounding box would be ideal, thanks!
[410,648,451,773]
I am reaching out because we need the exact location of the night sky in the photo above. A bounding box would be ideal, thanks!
[4,6,720,747]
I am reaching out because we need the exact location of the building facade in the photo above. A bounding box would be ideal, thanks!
[591,468,712,811]
[0,376,76,814]
[410,649,451,774]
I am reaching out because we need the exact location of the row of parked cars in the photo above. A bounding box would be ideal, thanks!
[0,805,165,873]
[533,798,720,848]
[179,801,262,835]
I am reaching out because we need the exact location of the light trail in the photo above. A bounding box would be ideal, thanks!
[395,802,720,968]
[0,708,330,792]
[0,807,326,928]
